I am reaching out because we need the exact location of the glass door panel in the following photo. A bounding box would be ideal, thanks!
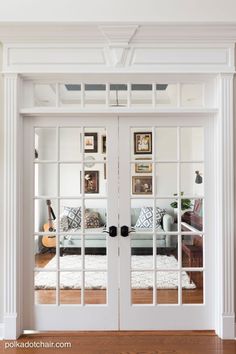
[119,117,209,330]
[25,116,119,331]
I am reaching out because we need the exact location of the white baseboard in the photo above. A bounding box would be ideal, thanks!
[0,323,4,340]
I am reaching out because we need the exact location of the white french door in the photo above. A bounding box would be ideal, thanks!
[23,115,214,331]
[23,116,119,330]
[119,117,214,330]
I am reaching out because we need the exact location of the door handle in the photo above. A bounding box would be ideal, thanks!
[120,225,135,237]
[103,226,117,237]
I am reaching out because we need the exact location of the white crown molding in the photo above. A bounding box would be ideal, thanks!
[0,22,236,43]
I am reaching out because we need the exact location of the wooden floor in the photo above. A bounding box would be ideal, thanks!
[35,253,203,304]
[1,331,236,354]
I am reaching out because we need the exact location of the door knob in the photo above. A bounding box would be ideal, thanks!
[120,225,135,237]
[103,226,117,237]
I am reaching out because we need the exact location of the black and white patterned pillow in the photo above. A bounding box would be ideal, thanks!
[63,207,82,229]
[135,207,166,228]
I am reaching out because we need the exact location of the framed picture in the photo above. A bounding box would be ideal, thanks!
[102,135,106,154]
[82,171,99,194]
[84,133,98,153]
[135,163,152,173]
[134,132,152,154]
[132,176,153,195]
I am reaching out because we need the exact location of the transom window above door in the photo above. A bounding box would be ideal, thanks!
[22,77,216,109]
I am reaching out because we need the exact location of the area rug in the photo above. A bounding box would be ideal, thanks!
[35,255,196,290]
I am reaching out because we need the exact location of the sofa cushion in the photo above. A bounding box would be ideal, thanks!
[135,207,166,228]
[63,206,81,229]
[85,210,101,228]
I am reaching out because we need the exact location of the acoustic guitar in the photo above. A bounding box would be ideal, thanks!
[42,199,56,248]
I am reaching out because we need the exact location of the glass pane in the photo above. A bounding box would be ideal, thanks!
[182,271,203,304]
[34,84,56,107]
[156,250,178,270]
[156,163,177,197]
[59,84,81,106]
[82,166,106,196]
[156,84,177,106]
[181,84,203,107]
[84,199,107,230]
[132,129,153,160]
[156,127,177,161]
[35,164,57,197]
[34,238,56,269]
[181,127,204,161]
[131,271,153,304]
[131,199,154,230]
[35,128,57,161]
[60,271,81,304]
[131,84,152,106]
[34,198,58,233]
[84,272,107,304]
[59,199,82,231]
[131,162,153,196]
[85,241,107,269]
[34,271,56,304]
[60,128,82,161]
[181,198,203,231]
[181,163,204,197]
[84,128,107,158]
[59,240,82,268]
[131,244,153,269]
[182,235,203,268]
[85,84,106,106]
[60,164,82,197]
[156,271,178,304]
[60,236,81,258]
[109,84,127,107]
[156,198,176,228]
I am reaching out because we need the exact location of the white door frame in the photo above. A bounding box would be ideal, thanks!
[2,22,235,339]
[4,95,234,339]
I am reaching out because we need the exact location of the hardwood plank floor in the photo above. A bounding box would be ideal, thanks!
[1,331,235,354]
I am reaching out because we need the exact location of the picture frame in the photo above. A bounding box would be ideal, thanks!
[84,133,98,153]
[132,176,153,195]
[102,135,106,154]
[135,163,152,173]
[81,171,99,194]
[134,132,152,155]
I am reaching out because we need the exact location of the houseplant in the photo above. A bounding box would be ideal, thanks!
[170,192,192,217]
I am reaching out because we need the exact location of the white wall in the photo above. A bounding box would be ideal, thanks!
[0,44,3,324]
[0,0,235,22]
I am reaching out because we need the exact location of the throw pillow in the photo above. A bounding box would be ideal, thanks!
[135,207,166,228]
[60,214,69,232]
[63,206,82,229]
[84,210,101,228]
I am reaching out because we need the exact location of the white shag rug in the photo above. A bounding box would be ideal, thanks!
[35,255,196,290]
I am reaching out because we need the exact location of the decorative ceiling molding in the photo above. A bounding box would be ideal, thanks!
[109,47,129,67]
[0,23,236,43]
[99,25,139,46]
